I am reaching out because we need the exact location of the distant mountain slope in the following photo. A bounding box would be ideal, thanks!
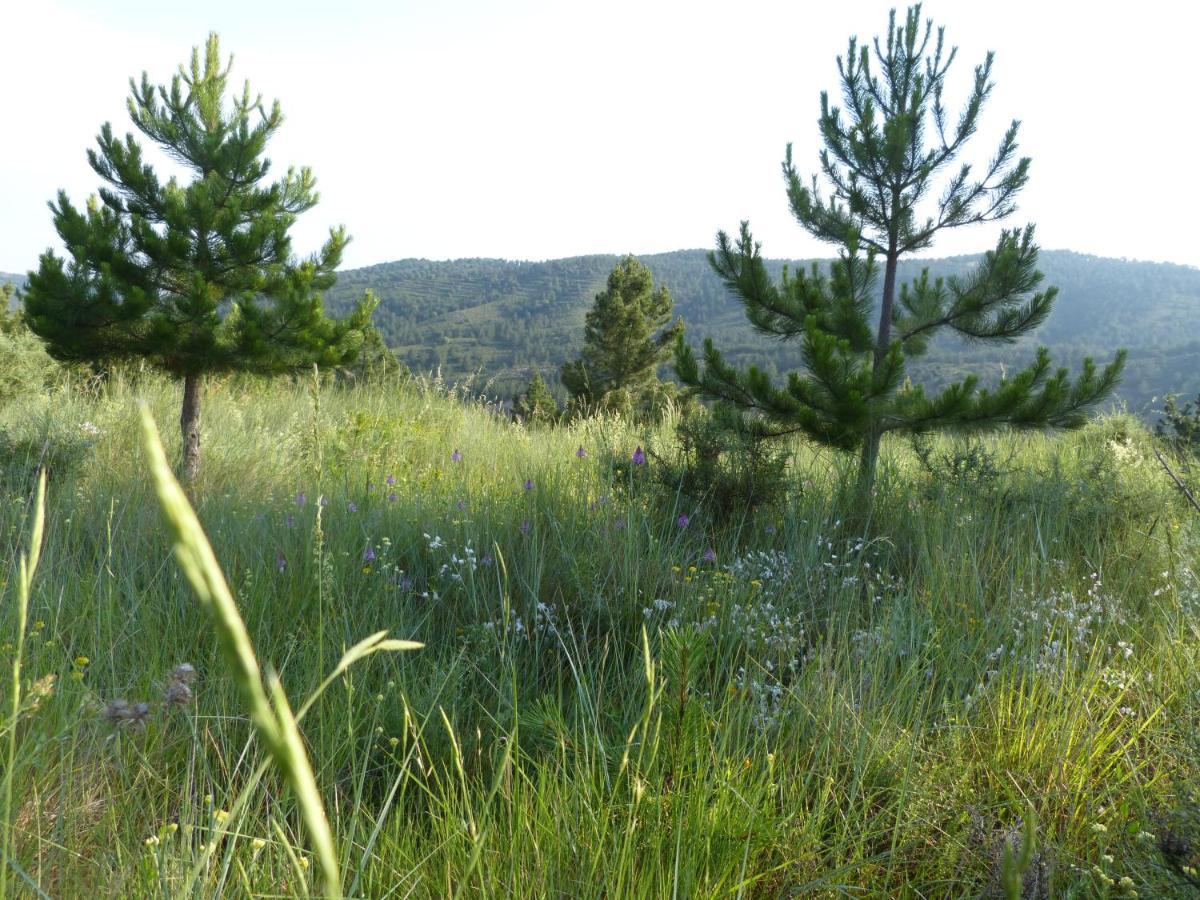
[325,250,1200,413]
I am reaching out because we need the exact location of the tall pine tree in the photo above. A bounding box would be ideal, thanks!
[676,4,1124,490]
[561,255,683,417]
[24,34,374,479]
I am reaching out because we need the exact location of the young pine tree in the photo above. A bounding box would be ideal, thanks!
[561,255,683,417]
[675,5,1124,490]
[23,33,374,480]
[513,370,559,425]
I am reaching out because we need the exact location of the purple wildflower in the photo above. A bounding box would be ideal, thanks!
[295,491,307,506]
[632,446,646,466]
[388,491,398,503]
[520,520,531,535]
[285,514,295,528]
[523,478,534,491]
[386,474,396,486]
[451,449,462,462]
[480,553,494,567]
[455,499,467,511]
[362,545,376,563]
[677,513,690,529]
[702,547,717,563]
[614,518,625,531]
[347,501,358,513]
[576,445,587,458]
[276,553,287,573]
[319,495,329,508]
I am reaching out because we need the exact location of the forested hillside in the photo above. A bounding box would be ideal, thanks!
[6,254,1196,414]
[324,250,1200,413]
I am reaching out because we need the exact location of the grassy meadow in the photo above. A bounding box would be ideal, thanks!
[1,372,1198,897]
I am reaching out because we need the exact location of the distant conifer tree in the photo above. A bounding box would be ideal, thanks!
[562,255,683,417]
[514,370,559,425]
[676,4,1124,491]
[23,33,374,479]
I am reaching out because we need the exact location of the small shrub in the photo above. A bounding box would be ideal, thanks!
[653,405,790,524]
[911,435,1007,495]
[1155,393,1200,456]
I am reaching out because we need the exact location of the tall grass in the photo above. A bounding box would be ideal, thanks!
[0,371,1196,896]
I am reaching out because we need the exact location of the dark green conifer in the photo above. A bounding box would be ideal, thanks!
[513,370,559,425]
[676,4,1124,490]
[23,33,374,479]
[562,255,683,416]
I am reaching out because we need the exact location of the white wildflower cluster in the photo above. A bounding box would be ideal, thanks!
[968,572,1145,711]
[720,600,807,732]
[727,549,794,586]
[642,597,678,628]
[478,601,560,642]
[1107,436,1145,469]
[734,665,787,730]
[79,421,101,438]
[850,627,885,659]
[1174,564,1199,616]
[437,541,478,583]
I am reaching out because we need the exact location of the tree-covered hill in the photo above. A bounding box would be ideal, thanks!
[325,250,1200,413]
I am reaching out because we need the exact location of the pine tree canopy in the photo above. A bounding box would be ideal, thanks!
[675,4,1125,486]
[514,371,559,425]
[23,33,375,477]
[561,255,683,410]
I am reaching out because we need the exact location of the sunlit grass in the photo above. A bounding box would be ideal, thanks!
[0,371,1197,896]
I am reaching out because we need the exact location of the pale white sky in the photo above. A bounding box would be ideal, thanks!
[2,0,1198,273]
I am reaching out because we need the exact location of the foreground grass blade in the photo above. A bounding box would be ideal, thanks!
[1,470,46,900]
[139,405,420,898]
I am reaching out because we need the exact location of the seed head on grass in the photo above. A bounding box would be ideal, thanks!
[138,404,422,899]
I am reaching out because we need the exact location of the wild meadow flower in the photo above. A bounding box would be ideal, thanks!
[522,478,534,491]
[319,495,329,507]
[295,491,307,506]
[164,680,192,707]
[276,553,287,573]
[520,520,531,534]
[386,474,396,486]
[347,501,358,513]
[677,514,690,529]
[703,547,717,563]
[362,545,376,563]
[285,514,295,528]
[451,449,462,462]
[388,491,398,503]
[576,445,587,458]
[481,553,494,567]
[103,699,151,729]
[632,446,646,466]
[455,499,467,510]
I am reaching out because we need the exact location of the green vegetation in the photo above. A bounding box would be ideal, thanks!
[561,255,683,419]
[513,370,559,425]
[0,373,1197,895]
[22,34,374,479]
[677,5,1124,487]
[320,250,1200,415]
[2,10,1197,897]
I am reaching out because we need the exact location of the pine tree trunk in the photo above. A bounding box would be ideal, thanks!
[858,246,901,492]
[181,372,202,482]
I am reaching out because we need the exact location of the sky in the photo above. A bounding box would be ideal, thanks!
[2,0,1199,273]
